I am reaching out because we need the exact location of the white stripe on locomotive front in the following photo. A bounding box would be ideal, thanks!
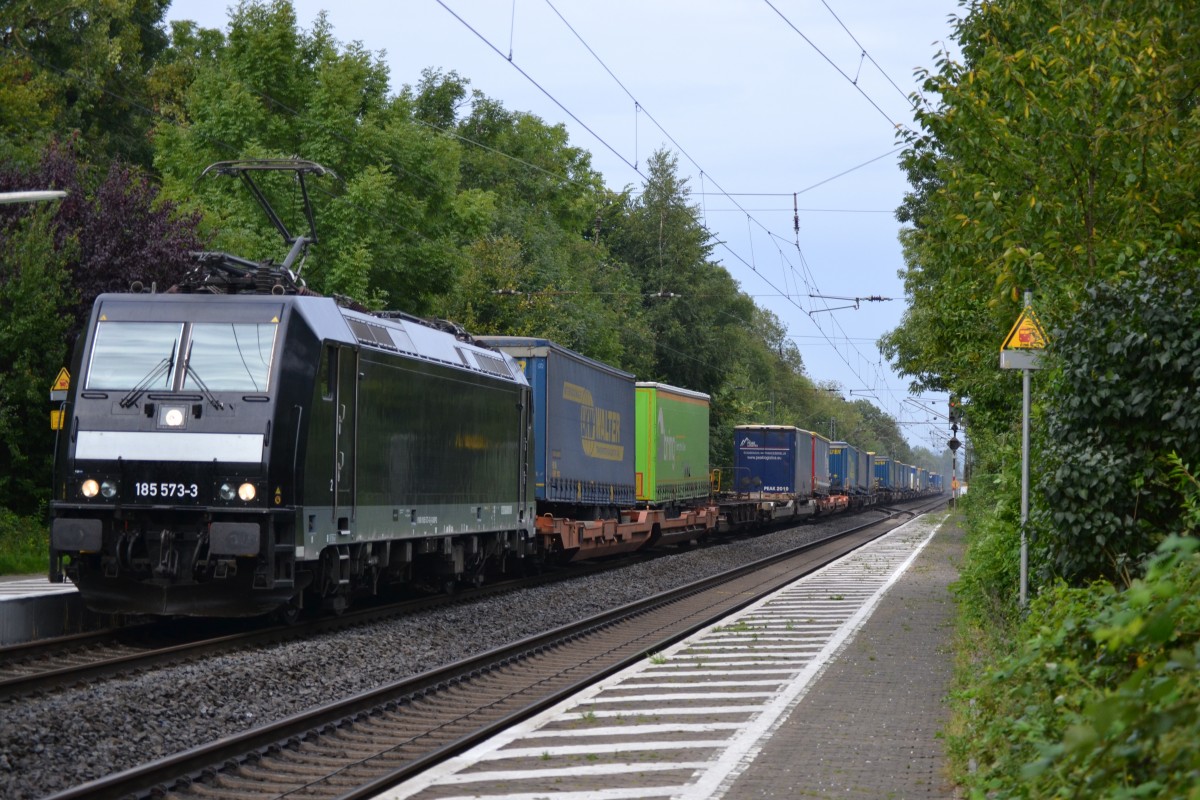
[75,431,264,462]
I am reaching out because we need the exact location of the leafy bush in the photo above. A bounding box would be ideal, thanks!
[0,507,48,575]
[951,536,1200,799]
[954,462,1023,631]
[1036,263,1200,586]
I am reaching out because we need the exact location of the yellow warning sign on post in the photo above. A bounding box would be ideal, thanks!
[1001,307,1048,350]
[1000,304,1048,370]
[50,367,71,406]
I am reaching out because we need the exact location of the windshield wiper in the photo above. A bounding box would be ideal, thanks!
[182,339,224,411]
[118,340,177,409]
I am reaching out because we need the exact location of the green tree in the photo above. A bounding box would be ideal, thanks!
[884,0,1200,440]
[0,210,74,515]
[606,149,754,394]
[154,1,489,312]
[0,0,172,167]
[430,80,649,369]
[884,0,1200,593]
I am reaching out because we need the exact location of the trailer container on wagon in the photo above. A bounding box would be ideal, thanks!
[476,336,635,512]
[635,382,710,505]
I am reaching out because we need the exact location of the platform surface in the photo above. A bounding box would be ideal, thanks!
[376,511,963,799]
[721,513,962,799]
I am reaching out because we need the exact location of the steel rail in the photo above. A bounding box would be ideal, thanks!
[42,498,945,800]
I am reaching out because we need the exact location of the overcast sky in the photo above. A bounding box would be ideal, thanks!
[166,0,966,450]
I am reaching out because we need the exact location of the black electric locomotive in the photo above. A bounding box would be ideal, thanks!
[49,292,536,617]
[48,161,536,616]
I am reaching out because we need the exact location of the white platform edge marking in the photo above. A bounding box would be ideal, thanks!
[375,513,947,800]
[701,515,947,800]
[0,578,77,600]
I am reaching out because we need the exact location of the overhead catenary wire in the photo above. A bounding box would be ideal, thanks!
[68,5,929,448]
[817,0,925,110]
[760,0,904,130]
[372,4,919,427]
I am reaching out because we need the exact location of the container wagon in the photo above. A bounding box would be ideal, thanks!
[829,442,857,494]
[634,382,716,544]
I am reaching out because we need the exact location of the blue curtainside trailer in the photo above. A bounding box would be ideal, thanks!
[829,441,857,494]
[477,336,636,510]
[734,425,812,497]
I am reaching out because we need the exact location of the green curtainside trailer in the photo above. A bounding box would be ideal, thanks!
[634,382,711,505]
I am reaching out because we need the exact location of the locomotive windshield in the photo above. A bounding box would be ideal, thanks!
[183,323,277,392]
[87,322,183,391]
[86,320,279,392]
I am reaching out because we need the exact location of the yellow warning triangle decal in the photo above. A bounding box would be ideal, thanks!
[51,367,71,392]
[1002,307,1048,350]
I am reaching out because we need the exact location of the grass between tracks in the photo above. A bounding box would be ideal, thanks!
[946,474,1200,799]
[0,508,48,575]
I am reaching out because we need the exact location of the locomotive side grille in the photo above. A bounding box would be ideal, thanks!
[472,351,513,378]
[347,318,417,354]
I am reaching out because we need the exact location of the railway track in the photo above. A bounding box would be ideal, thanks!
[42,499,944,800]
[0,559,643,702]
[0,499,938,702]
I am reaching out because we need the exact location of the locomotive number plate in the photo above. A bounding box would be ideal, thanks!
[134,481,200,499]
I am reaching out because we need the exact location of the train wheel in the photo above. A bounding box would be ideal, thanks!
[276,598,302,625]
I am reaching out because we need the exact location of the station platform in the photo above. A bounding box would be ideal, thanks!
[379,510,963,800]
[0,573,120,645]
[719,512,962,799]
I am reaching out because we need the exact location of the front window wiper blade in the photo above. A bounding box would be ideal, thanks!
[182,339,224,411]
[118,340,177,409]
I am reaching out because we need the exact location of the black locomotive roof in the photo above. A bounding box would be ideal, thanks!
[474,335,636,381]
[91,293,528,388]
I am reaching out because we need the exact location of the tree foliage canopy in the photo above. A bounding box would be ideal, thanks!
[0,0,925,519]
[885,0,1200,433]
[885,0,1200,586]
[0,0,172,167]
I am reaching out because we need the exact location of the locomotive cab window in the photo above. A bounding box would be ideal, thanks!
[183,323,278,392]
[86,319,279,393]
[86,322,184,390]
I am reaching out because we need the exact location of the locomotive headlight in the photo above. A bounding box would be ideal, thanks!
[219,483,236,501]
[237,482,257,502]
[81,479,100,498]
[100,480,118,499]
[159,405,187,429]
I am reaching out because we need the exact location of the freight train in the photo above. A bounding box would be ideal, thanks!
[48,302,940,618]
[47,160,940,618]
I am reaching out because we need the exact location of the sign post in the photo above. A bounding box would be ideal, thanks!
[1000,291,1047,607]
